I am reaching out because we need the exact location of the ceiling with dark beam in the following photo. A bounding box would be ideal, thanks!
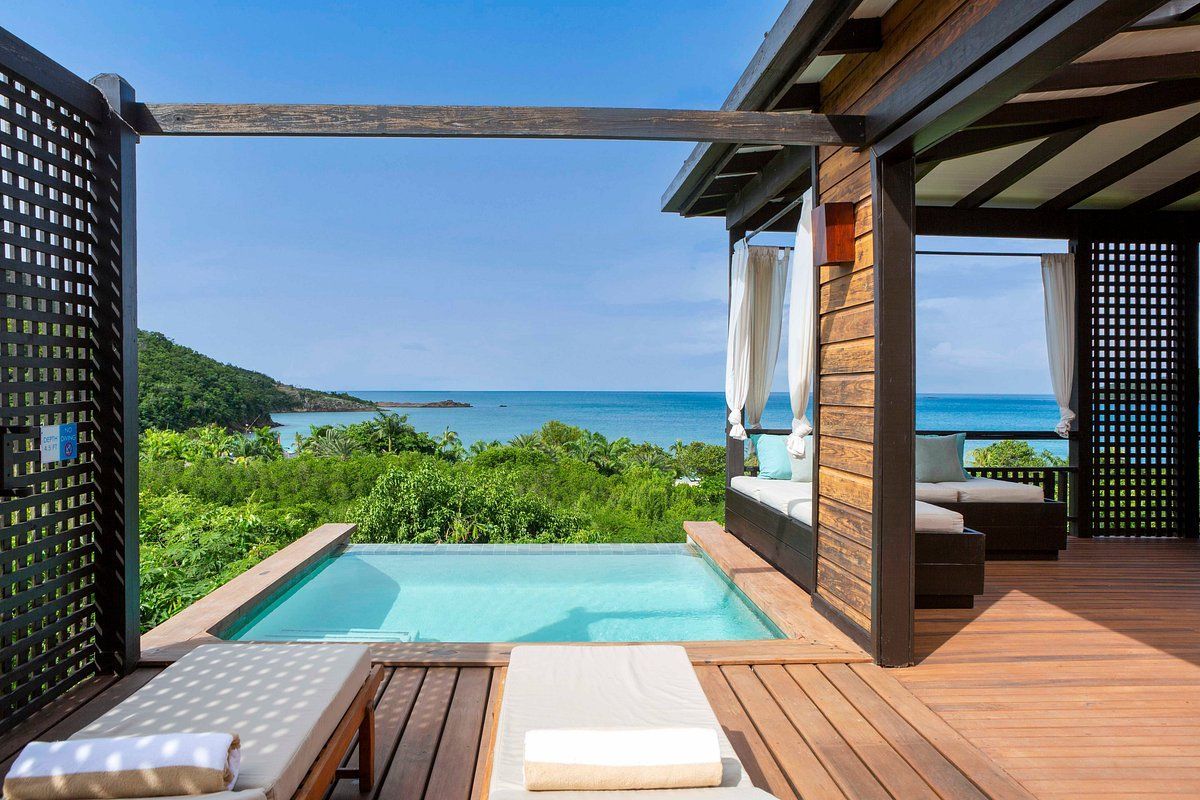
[665,0,1200,230]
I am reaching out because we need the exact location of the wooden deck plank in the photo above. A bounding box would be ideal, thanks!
[330,667,426,800]
[900,537,1200,800]
[785,664,940,800]
[376,667,458,800]
[694,665,799,800]
[720,664,847,800]
[424,668,491,800]
[753,664,891,800]
[470,667,505,800]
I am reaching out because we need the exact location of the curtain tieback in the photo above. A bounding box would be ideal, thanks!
[1055,408,1075,439]
[786,417,812,456]
[728,409,747,440]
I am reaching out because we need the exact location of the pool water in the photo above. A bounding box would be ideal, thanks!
[226,544,783,643]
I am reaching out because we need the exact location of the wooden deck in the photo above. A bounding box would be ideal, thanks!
[901,536,1200,800]
[1,658,1033,800]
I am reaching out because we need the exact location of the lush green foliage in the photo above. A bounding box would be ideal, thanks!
[969,439,1067,467]
[138,330,373,431]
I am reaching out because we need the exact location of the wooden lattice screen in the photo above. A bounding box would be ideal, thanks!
[1082,239,1199,537]
[0,31,136,730]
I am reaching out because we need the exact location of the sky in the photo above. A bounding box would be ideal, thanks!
[7,1,1057,395]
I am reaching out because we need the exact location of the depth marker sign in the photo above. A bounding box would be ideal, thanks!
[40,422,78,465]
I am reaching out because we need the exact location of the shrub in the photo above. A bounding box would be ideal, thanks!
[354,464,586,544]
[970,439,1066,467]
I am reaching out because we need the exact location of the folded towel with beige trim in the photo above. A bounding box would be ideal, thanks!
[523,728,723,791]
[4,733,241,800]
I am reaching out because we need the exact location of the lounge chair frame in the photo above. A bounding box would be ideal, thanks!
[293,665,385,800]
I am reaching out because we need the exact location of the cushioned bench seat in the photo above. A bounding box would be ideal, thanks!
[73,644,373,800]
[916,476,1045,503]
[731,477,964,533]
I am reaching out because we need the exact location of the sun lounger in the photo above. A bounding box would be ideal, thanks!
[69,644,382,800]
[488,645,776,800]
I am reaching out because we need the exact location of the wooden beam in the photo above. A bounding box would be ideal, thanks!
[725,146,811,230]
[136,102,866,146]
[774,83,821,111]
[917,120,1085,164]
[662,0,861,213]
[954,125,1095,209]
[916,205,1200,238]
[871,0,1165,157]
[1032,52,1200,93]
[1126,169,1200,211]
[976,78,1200,128]
[1132,0,1200,29]
[821,17,882,55]
[1041,109,1200,210]
[871,153,916,668]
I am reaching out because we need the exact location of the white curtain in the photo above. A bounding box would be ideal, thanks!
[1041,253,1076,437]
[745,246,790,430]
[726,242,752,439]
[787,189,815,456]
[725,241,789,439]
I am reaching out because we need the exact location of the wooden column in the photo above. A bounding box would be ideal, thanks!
[90,73,140,672]
[869,154,915,667]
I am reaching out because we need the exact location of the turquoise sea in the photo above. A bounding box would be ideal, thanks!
[272,392,1068,460]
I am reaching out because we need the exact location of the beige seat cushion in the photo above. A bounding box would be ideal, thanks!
[72,644,371,800]
[489,646,774,800]
[915,501,965,534]
[729,477,812,523]
[938,477,1046,503]
[915,482,960,503]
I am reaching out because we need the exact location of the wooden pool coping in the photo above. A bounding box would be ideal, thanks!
[138,522,867,666]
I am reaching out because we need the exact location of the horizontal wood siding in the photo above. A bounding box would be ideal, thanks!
[813,0,956,649]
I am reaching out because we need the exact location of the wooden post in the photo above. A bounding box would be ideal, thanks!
[1181,238,1199,538]
[870,152,916,667]
[90,73,140,673]
[1073,236,1093,537]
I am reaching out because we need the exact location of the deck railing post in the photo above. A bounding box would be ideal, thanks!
[90,73,140,673]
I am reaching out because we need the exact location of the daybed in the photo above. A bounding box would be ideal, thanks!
[69,643,383,800]
[727,477,985,609]
[917,476,1068,560]
[488,645,775,800]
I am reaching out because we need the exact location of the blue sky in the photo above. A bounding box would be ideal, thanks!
[8,1,1056,395]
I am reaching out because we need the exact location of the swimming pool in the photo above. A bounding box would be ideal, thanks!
[225,544,784,643]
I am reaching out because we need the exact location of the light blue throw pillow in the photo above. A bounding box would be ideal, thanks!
[915,433,968,483]
[789,435,814,482]
[750,434,791,480]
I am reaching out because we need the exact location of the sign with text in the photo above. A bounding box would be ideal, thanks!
[40,422,78,465]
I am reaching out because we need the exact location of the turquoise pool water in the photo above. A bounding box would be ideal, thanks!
[226,544,783,643]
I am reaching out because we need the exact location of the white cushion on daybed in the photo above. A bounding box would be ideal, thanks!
[729,476,812,524]
[936,476,1046,503]
[915,501,964,534]
[915,482,959,503]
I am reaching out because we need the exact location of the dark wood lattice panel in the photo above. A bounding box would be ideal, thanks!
[0,67,101,725]
[1086,240,1192,537]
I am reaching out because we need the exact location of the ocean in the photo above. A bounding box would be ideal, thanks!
[272,392,1068,460]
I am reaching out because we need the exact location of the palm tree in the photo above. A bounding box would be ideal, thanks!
[508,432,540,449]
[438,427,465,461]
[305,428,360,459]
[367,410,410,453]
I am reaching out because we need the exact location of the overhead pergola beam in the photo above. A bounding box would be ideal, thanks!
[954,125,1096,209]
[822,17,882,55]
[870,0,1166,157]
[976,78,1200,128]
[917,205,1200,238]
[1031,52,1200,92]
[134,103,866,146]
[1042,108,1200,210]
[1132,0,1200,29]
[1127,168,1200,211]
[724,146,811,230]
[662,0,864,213]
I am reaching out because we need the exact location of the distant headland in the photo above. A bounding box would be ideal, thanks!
[378,399,473,409]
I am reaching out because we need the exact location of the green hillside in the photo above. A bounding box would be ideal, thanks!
[138,330,375,431]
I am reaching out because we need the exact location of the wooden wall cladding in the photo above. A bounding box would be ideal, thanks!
[812,0,959,646]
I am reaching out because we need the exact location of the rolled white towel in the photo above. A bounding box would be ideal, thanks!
[4,733,241,800]
[523,728,722,792]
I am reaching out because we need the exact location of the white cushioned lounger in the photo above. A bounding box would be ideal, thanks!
[72,643,372,800]
[915,501,964,533]
[936,476,1046,502]
[729,476,812,523]
[489,645,775,800]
